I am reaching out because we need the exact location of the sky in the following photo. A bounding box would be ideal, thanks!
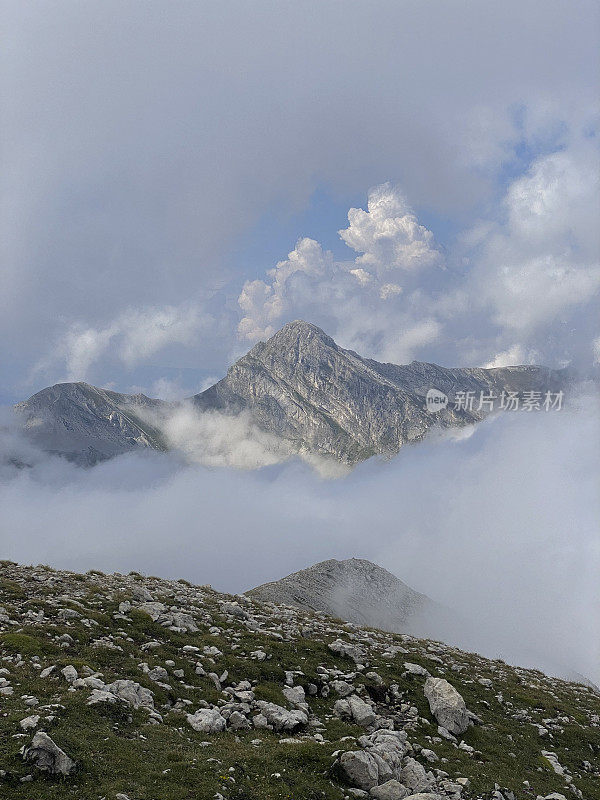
[1,2,599,683]
[1,0,599,404]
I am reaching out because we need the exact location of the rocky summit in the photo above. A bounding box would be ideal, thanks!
[0,560,598,800]
[13,320,566,466]
[248,559,445,639]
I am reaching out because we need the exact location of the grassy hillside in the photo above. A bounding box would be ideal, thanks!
[0,561,598,800]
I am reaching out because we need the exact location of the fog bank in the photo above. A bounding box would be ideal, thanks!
[1,397,598,684]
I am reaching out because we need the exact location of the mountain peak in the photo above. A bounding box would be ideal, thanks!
[248,556,432,634]
[261,320,337,350]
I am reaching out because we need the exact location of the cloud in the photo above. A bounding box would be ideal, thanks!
[3,3,598,395]
[236,136,599,373]
[483,344,528,369]
[238,238,334,342]
[237,184,446,363]
[35,303,212,383]
[338,183,443,274]
[145,403,294,470]
[474,144,600,335]
[1,390,598,684]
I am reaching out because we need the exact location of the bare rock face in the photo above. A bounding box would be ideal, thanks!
[423,677,470,735]
[21,731,76,776]
[193,320,565,464]
[14,382,166,465]
[14,320,566,467]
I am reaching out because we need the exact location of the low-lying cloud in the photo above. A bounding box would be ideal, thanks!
[1,394,598,685]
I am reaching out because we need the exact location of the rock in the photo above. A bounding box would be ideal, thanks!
[404,663,430,677]
[423,678,470,735]
[21,731,76,776]
[331,679,355,697]
[147,666,169,683]
[369,779,410,799]
[169,612,198,632]
[19,715,40,731]
[87,689,118,705]
[137,601,167,620]
[60,665,78,684]
[254,701,308,732]
[401,795,442,800]
[132,584,153,602]
[329,638,366,663]
[228,710,251,730]
[334,695,377,726]
[105,679,154,710]
[339,750,381,790]
[282,685,306,706]
[398,758,434,793]
[186,708,227,733]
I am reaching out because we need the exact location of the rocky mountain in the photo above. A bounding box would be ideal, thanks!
[13,320,566,466]
[249,558,445,639]
[192,321,565,464]
[0,560,597,799]
[13,382,168,465]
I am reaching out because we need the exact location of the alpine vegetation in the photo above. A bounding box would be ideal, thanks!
[0,561,598,800]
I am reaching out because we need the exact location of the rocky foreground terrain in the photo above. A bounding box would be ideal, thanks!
[0,561,598,800]
[13,321,566,466]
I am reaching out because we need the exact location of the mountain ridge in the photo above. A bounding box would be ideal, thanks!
[13,320,567,466]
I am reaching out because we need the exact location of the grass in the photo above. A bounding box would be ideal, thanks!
[0,565,599,800]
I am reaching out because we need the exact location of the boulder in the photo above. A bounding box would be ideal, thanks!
[105,679,154,710]
[329,638,366,663]
[21,731,76,776]
[370,779,410,799]
[334,695,377,726]
[87,689,118,705]
[403,663,430,678]
[60,665,78,684]
[423,678,470,735]
[254,701,308,731]
[339,750,381,791]
[283,685,306,707]
[401,795,442,800]
[398,758,434,793]
[186,708,227,733]
[19,715,40,731]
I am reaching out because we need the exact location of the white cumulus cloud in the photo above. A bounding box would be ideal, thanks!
[339,182,443,274]
[236,184,445,364]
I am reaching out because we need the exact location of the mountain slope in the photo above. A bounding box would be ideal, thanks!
[248,558,442,637]
[14,382,168,465]
[13,321,566,466]
[193,320,565,463]
[0,560,598,800]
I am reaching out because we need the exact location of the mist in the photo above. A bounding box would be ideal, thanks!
[1,394,598,685]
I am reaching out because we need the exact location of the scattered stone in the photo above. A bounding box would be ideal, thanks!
[186,708,227,733]
[423,678,470,735]
[21,731,76,776]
